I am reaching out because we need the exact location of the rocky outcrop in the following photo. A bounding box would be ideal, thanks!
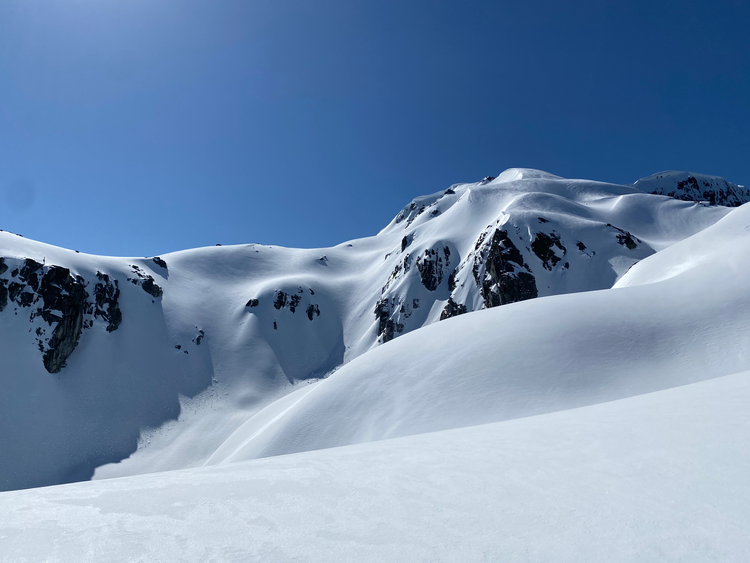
[273,290,301,312]
[267,288,321,325]
[416,246,451,292]
[401,234,413,252]
[127,265,163,298]
[440,297,467,320]
[607,224,640,250]
[306,304,320,320]
[531,231,566,271]
[635,171,750,207]
[474,229,538,308]
[374,297,404,343]
[0,258,129,373]
[39,269,89,374]
[192,330,205,345]
[152,257,168,269]
[93,272,122,332]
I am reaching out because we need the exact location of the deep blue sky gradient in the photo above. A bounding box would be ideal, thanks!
[1,0,748,256]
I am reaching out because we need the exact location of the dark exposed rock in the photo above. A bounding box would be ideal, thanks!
[440,297,467,320]
[401,234,413,252]
[175,345,181,350]
[273,291,288,310]
[18,259,43,292]
[306,304,320,320]
[416,247,451,292]
[8,282,25,303]
[616,233,638,250]
[480,176,496,185]
[273,321,277,330]
[152,257,168,269]
[0,281,7,312]
[474,229,538,308]
[444,188,456,195]
[374,297,405,342]
[128,265,163,299]
[448,270,457,292]
[93,272,122,332]
[538,217,549,223]
[531,232,566,270]
[576,241,587,251]
[482,271,537,308]
[271,290,307,314]
[17,290,35,308]
[607,224,640,250]
[140,277,163,298]
[0,258,7,276]
[375,298,390,339]
[646,174,750,207]
[40,272,89,374]
[0,258,157,373]
[245,298,259,308]
[193,330,205,345]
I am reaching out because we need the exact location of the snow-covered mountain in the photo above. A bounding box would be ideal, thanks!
[634,170,750,207]
[0,168,740,491]
[2,167,750,561]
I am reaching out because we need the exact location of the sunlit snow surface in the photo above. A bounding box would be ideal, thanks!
[2,372,750,562]
[2,168,750,560]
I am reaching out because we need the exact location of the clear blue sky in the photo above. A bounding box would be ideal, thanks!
[1,1,748,256]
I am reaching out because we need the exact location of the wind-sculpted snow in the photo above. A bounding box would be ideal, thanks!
[206,204,750,463]
[0,168,740,490]
[3,371,750,562]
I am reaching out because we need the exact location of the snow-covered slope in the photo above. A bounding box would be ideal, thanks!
[3,370,750,562]
[0,168,739,490]
[205,202,750,463]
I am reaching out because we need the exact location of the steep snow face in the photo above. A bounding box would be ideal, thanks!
[634,170,750,207]
[0,169,738,490]
[206,203,750,463]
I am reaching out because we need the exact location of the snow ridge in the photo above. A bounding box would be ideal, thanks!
[0,168,742,491]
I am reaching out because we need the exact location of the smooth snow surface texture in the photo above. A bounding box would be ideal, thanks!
[2,371,750,562]
[211,203,750,462]
[0,168,740,490]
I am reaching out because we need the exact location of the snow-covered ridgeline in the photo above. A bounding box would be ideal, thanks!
[0,168,744,490]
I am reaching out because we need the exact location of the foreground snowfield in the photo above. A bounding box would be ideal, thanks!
[2,371,750,562]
